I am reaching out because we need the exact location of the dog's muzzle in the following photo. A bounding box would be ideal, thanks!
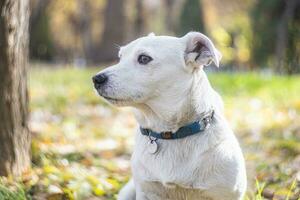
[92,73,108,90]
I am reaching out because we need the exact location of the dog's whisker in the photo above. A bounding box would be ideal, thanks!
[114,43,121,49]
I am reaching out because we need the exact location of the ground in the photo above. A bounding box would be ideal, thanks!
[0,66,299,200]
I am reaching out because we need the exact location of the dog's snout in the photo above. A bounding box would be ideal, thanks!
[93,73,108,88]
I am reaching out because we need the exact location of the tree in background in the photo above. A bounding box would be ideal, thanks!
[178,0,205,35]
[0,0,31,176]
[134,0,145,37]
[29,0,53,61]
[76,0,94,63]
[96,0,125,62]
[72,0,126,64]
[28,0,125,64]
[26,0,300,74]
[251,0,300,74]
[275,0,300,74]
[27,0,207,64]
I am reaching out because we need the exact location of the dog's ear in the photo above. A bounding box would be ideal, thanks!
[182,32,222,70]
[148,32,156,37]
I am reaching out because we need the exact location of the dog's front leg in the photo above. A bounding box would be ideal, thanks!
[136,192,151,200]
[118,179,136,200]
[135,184,152,200]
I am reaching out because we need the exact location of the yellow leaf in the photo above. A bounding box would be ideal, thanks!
[93,184,105,196]
[106,178,120,190]
[86,175,100,186]
[44,165,59,174]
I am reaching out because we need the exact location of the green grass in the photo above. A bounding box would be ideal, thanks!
[210,72,300,104]
[29,67,101,113]
[0,181,26,200]
[30,68,300,112]
[1,67,299,200]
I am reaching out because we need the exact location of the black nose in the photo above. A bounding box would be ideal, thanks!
[93,73,108,88]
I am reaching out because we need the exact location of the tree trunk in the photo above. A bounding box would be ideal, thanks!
[275,0,297,74]
[0,0,31,176]
[95,0,125,62]
[165,0,185,35]
[135,0,145,37]
[164,0,176,34]
[75,0,93,63]
[29,0,50,29]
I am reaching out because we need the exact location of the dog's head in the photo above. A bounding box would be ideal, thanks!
[93,32,221,107]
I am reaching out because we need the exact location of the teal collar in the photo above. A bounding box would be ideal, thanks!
[140,110,214,140]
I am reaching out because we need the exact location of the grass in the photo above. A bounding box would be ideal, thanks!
[0,66,299,200]
[0,183,26,200]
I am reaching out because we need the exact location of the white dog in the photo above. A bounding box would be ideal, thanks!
[93,32,247,200]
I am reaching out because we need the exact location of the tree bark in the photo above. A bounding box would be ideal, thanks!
[0,0,31,176]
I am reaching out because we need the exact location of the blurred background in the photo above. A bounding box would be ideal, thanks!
[30,0,300,73]
[1,0,300,200]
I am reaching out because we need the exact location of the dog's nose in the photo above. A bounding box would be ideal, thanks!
[92,73,108,88]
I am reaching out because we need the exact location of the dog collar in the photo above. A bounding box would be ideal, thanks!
[140,109,214,140]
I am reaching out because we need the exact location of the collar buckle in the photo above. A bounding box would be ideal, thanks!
[146,129,158,142]
[161,131,172,139]
[201,110,214,130]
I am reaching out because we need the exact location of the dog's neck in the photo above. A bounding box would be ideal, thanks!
[133,70,217,133]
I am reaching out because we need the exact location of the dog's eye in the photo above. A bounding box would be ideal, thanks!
[138,54,153,65]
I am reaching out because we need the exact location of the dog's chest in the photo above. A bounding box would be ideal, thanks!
[139,181,214,200]
[131,128,245,200]
[132,133,216,188]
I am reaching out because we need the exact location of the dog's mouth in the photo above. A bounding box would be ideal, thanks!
[95,88,136,106]
[102,95,122,101]
[101,95,131,105]
[94,89,122,102]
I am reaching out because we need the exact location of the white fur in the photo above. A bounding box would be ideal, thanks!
[94,32,247,200]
